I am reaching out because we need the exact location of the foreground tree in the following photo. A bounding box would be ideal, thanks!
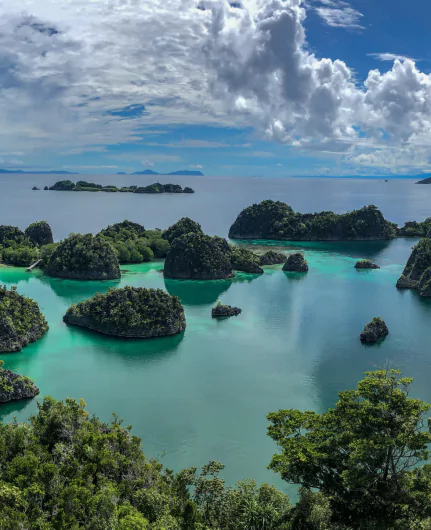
[267,370,431,529]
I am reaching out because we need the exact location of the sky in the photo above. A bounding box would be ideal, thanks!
[1,0,431,177]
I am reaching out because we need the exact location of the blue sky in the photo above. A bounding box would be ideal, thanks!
[1,0,431,177]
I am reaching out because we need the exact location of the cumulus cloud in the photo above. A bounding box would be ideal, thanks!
[368,53,418,62]
[1,0,431,173]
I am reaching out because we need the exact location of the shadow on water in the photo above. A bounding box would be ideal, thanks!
[0,397,35,422]
[164,278,233,306]
[282,271,308,282]
[39,275,121,304]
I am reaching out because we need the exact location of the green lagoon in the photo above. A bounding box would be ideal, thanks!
[1,236,431,492]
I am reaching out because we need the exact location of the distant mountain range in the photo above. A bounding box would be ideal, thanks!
[131,170,204,176]
[0,169,78,175]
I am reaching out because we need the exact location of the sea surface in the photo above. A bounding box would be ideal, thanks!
[0,175,431,495]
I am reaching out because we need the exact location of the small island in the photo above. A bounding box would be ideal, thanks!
[230,247,263,274]
[162,217,203,244]
[397,238,431,294]
[212,302,242,318]
[63,287,186,338]
[45,233,121,280]
[0,286,48,352]
[355,260,380,270]
[360,317,389,343]
[0,361,40,403]
[164,233,234,280]
[283,253,309,272]
[259,250,287,266]
[229,201,397,241]
[25,221,54,247]
[47,180,194,194]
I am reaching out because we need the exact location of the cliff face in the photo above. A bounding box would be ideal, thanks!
[0,368,40,403]
[360,318,389,343]
[164,233,234,280]
[64,287,186,338]
[25,221,54,246]
[46,234,120,280]
[397,238,431,294]
[229,201,397,241]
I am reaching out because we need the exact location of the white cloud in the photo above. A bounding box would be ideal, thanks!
[142,159,155,167]
[368,53,418,62]
[190,164,204,169]
[1,0,431,173]
[146,140,230,149]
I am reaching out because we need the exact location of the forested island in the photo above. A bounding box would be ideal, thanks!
[397,237,431,296]
[1,370,431,528]
[229,201,397,241]
[46,180,195,194]
[64,287,186,338]
[0,361,39,402]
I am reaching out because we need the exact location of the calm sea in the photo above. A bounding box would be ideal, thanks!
[0,175,430,495]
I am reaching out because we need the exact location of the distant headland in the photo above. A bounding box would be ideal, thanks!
[0,169,78,175]
[0,168,204,176]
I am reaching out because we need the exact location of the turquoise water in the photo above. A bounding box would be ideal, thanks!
[1,236,431,494]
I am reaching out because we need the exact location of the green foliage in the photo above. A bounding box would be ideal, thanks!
[2,246,40,267]
[398,218,431,237]
[46,233,120,280]
[360,317,389,343]
[0,285,48,352]
[229,201,397,240]
[40,243,59,265]
[25,221,54,246]
[267,369,431,528]
[64,286,186,338]
[164,233,233,280]
[0,226,30,249]
[397,238,431,290]
[162,218,203,244]
[230,246,263,274]
[49,180,75,191]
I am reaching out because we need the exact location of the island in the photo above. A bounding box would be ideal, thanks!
[45,233,121,280]
[0,286,48,352]
[63,287,186,338]
[25,221,54,246]
[162,217,203,244]
[398,218,431,237]
[212,302,242,318]
[283,253,309,272]
[259,250,287,266]
[164,233,234,280]
[228,201,397,241]
[355,260,380,270]
[0,169,77,174]
[360,317,389,343]
[416,176,431,184]
[0,361,40,403]
[230,247,263,274]
[47,180,195,194]
[397,238,431,297]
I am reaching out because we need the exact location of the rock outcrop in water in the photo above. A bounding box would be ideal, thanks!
[230,247,263,274]
[0,286,48,352]
[162,217,203,244]
[229,201,397,241]
[360,317,389,343]
[0,361,40,403]
[396,238,431,294]
[25,221,54,247]
[212,302,242,318]
[283,253,309,272]
[164,233,234,280]
[46,233,120,280]
[355,260,380,270]
[259,251,287,266]
[64,286,186,338]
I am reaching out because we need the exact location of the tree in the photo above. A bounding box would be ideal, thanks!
[267,370,431,529]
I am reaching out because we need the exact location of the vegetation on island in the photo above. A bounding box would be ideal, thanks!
[48,180,194,194]
[229,201,397,241]
[97,220,170,263]
[229,246,264,274]
[1,370,431,528]
[212,301,242,318]
[45,233,121,280]
[64,286,186,338]
[162,217,203,244]
[354,259,380,269]
[25,221,54,246]
[0,360,39,403]
[360,317,389,343]
[164,233,234,280]
[259,250,287,266]
[397,237,431,294]
[283,253,309,272]
[0,285,48,352]
[398,218,431,237]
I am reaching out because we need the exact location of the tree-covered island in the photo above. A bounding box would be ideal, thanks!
[229,201,397,241]
[0,360,39,403]
[0,285,48,352]
[64,286,186,338]
[397,237,431,295]
[48,180,195,194]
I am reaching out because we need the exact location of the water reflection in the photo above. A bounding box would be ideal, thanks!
[39,275,121,304]
[164,278,232,306]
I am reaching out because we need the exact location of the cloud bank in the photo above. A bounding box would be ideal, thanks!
[1,0,431,172]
